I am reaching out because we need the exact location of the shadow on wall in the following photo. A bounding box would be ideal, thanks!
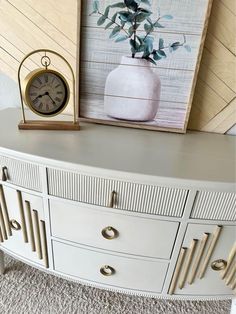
[0,72,21,110]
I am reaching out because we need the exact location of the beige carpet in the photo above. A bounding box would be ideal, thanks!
[0,255,231,314]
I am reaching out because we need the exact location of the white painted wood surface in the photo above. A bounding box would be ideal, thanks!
[0,107,235,299]
[50,199,179,259]
[52,240,169,293]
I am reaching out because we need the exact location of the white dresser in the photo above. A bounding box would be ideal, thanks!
[0,108,235,301]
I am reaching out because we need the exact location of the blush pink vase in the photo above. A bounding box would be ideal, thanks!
[104,56,161,122]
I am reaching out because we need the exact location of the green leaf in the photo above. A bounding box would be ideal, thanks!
[171,42,180,51]
[105,21,115,29]
[184,44,191,52]
[92,0,99,13]
[153,51,162,61]
[110,2,126,8]
[141,0,151,6]
[156,50,166,58]
[115,34,129,42]
[118,11,132,22]
[124,0,138,11]
[143,56,156,65]
[144,23,153,33]
[159,38,164,49]
[162,14,173,19]
[154,21,165,28]
[109,25,121,38]
[104,6,110,18]
[135,11,151,23]
[97,15,106,26]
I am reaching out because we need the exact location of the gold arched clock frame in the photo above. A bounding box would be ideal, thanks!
[18,49,80,130]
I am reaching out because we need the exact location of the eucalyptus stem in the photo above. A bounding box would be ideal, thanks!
[97,11,130,36]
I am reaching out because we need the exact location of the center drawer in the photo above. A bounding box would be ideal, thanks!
[53,240,168,293]
[49,199,179,259]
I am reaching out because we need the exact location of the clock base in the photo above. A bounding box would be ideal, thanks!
[18,120,80,131]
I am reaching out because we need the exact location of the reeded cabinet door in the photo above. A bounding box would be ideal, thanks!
[168,223,236,296]
[0,185,49,268]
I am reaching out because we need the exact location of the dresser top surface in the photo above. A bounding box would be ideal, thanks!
[0,108,235,185]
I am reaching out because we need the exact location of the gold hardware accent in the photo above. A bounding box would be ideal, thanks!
[198,225,223,279]
[0,185,12,237]
[225,263,236,286]
[100,265,115,276]
[0,203,7,240]
[222,243,236,280]
[108,191,116,208]
[188,233,209,285]
[32,210,42,260]
[179,239,198,289]
[168,247,187,295]
[17,191,28,243]
[101,226,119,240]
[0,226,3,243]
[10,219,21,231]
[211,259,227,271]
[1,167,8,181]
[231,277,236,290]
[25,201,36,252]
[39,220,49,268]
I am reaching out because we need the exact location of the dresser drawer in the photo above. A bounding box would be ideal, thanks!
[53,240,168,293]
[47,168,188,217]
[50,199,179,259]
[0,156,42,192]
[191,191,236,221]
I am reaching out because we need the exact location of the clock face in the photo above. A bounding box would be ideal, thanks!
[26,70,69,116]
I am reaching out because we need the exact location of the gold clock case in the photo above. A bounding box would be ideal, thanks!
[18,49,80,131]
[22,68,70,118]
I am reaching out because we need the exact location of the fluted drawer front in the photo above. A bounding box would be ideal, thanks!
[191,191,236,221]
[0,156,42,192]
[47,168,188,217]
[53,240,168,293]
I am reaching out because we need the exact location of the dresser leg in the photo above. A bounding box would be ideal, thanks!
[0,250,4,275]
[231,298,236,314]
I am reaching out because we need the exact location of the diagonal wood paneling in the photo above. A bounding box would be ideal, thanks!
[0,0,235,133]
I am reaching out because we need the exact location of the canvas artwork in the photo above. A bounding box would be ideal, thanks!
[79,0,212,132]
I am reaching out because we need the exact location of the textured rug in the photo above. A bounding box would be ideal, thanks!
[0,255,231,314]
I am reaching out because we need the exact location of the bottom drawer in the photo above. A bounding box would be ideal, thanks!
[53,241,168,293]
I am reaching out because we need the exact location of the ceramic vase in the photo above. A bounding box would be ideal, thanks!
[104,56,161,121]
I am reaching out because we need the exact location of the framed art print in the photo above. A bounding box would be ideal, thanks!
[78,0,213,133]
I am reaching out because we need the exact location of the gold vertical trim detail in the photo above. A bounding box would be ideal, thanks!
[25,201,36,252]
[0,203,7,240]
[0,185,12,237]
[39,220,49,268]
[188,233,209,285]
[231,278,236,290]
[168,247,187,295]
[225,263,236,286]
[0,226,3,243]
[16,191,28,243]
[222,242,236,280]
[179,239,198,289]
[198,225,223,279]
[32,210,42,260]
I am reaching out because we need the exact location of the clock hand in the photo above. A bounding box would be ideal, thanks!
[32,92,47,102]
[45,92,56,104]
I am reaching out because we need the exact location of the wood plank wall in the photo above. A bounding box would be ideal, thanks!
[0,0,235,133]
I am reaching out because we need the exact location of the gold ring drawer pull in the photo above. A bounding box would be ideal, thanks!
[1,167,8,182]
[211,259,227,271]
[100,265,115,276]
[101,226,119,240]
[10,219,21,231]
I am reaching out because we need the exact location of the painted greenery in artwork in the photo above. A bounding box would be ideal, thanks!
[91,0,191,64]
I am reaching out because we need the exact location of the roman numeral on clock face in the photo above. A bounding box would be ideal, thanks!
[55,97,62,102]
